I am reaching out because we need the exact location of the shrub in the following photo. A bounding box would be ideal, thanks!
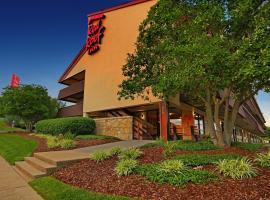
[59,139,75,149]
[215,158,257,179]
[174,154,242,167]
[255,152,270,168]
[110,147,123,156]
[115,159,138,176]
[173,140,218,151]
[159,160,185,174]
[47,136,60,148]
[64,132,76,140]
[35,117,96,136]
[163,142,177,158]
[232,142,263,152]
[136,163,217,187]
[91,151,111,163]
[119,148,142,160]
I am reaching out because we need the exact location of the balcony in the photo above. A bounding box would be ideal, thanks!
[57,103,83,117]
[58,80,84,102]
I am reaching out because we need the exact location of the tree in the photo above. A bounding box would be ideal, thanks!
[266,127,270,137]
[118,0,270,147]
[0,84,60,131]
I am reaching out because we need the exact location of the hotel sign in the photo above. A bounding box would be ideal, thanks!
[86,14,106,55]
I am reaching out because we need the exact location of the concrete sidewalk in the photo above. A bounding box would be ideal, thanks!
[0,157,43,200]
[75,140,153,153]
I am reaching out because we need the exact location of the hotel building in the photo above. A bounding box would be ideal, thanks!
[57,0,266,142]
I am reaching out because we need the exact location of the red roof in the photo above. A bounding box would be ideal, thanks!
[88,0,152,17]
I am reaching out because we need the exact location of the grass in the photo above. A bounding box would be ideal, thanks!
[0,118,24,132]
[76,134,119,140]
[136,162,217,187]
[30,177,134,200]
[0,134,37,164]
[174,153,242,167]
[232,142,263,152]
[215,157,257,179]
[142,140,218,151]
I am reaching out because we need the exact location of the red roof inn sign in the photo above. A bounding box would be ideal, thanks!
[86,14,106,55]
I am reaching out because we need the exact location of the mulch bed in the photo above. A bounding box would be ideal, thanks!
[15,132,118,153]
[53,146,270,200]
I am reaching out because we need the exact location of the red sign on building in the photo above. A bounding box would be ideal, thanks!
[86,14,106,55]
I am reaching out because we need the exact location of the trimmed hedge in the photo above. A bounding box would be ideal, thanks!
[35,117,96,136]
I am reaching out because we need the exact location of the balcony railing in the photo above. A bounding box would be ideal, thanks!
[57,103,83,117]
[58,80,84,101]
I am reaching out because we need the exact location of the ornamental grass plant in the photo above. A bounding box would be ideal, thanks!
[119,148,142,160]
[255,152,270,168]
[115,159,138,176]
[215,158,257,179]
[91,151,111,163]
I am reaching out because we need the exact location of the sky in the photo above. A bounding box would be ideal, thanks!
[0,0,269,126]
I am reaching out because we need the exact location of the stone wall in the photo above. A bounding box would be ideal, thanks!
[94,116,133,140]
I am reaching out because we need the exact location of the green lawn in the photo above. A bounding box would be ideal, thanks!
[232,142,263,152]
[142,140,218,151]
[0,118,24,132]
[0,134,37,164]
[76,134,119,140]
[30,177,134,200]
[174,153,242,167]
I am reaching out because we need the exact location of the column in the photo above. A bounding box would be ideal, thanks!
[159,101,169,141]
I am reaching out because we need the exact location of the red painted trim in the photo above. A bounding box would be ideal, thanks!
[58,45,87,83]
[88,0,152,17]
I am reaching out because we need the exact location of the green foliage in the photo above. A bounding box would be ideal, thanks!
[232,142,263,152]
[136,163,217,187]
[59,139,75,149]
[0,85,60,131]
[91,151,111,163]
[115,159,138,176]
[46,136,60,148]
[143,140,217,151]
[119,148,142,160]
[159,160,185,174]
[255,152,270,168]
[0,134,37,164]
[35,117,96,136]
[0,118,24,132]
[215,158,257,179]
[64,132,76,140]
[266,127,270,137]
[110,147,123,156]
[163,142,177,158]
[76,134,118,140]
[36,134,75,149]
[118,0,270,146]
[174,154,242,167]
[141,139,164,148]
[30,177,134,200]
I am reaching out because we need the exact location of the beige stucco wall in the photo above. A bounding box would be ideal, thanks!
[84,0,158,113]
[62,0,159,113]
[94,116,133,140]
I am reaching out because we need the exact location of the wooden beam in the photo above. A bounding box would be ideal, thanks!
[159,101,169,141]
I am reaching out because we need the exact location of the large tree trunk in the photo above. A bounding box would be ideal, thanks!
[214,102,226,147]
[205,91,218,146]
[205,101,218,145]
[223,99,241,146]
[25,122,33,132]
